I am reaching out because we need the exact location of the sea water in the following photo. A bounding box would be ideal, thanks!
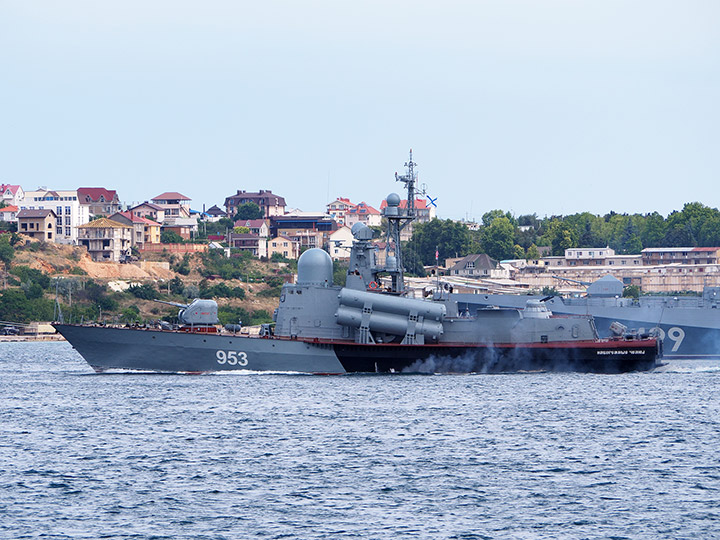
[1,342,719,540]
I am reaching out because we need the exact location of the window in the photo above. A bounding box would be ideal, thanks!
[65,206,71,214]
[56,207,63,215]
[65,216,71,225]
[65,227,71,236]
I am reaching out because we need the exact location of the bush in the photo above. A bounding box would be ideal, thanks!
[128,283,159,300]
[11,266,50,289]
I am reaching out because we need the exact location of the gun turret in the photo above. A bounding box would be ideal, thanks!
[154,298,219,326]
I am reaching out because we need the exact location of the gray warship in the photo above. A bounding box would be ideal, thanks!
[54,153,661,374]
[447,275,720,359]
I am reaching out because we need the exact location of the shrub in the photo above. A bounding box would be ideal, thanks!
[128,283,159,300]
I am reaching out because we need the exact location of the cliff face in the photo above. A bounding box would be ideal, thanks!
[13,242,174,280]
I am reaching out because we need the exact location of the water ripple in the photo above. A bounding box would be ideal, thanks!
[1,343,719,539]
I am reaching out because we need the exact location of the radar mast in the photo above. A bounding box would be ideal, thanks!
[382,149,425,294]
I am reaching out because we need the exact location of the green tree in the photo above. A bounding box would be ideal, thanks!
[640,212,667,248]
[623,284,641,299]
[408,219,471,265]
[0,235,14,266]
[233,202,263,221]
[128,283,159,300]
[544,219,578,256]
[161,231,184,244]
[526,244,541,260]
[481,217,516,260]
[620,217,643,254]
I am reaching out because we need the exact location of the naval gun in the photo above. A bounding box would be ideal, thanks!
[154,299,219,326]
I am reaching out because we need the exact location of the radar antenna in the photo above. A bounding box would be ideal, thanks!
[382,149,427,293]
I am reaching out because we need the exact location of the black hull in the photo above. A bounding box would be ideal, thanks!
[332,341,660,374]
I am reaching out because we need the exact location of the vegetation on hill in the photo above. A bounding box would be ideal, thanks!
[0,234,284,326]
[407,202,720,265]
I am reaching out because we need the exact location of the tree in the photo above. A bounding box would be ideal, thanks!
[481,217,516,260]
[623,285,641,299]
[526,244,541,260]
[640,212,667,248]
[408,219,471,265]
[0,236,14,266]
[482,209,515,227]
[233,202,263,221]
[544,219,578,256]
[161,231,184,244]
[620,217,643,254]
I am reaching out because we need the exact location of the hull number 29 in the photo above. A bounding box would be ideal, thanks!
[216,350,249,366]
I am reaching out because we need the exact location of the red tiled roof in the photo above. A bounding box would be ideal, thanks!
[0,205,18,213]
[347,202,380,215]
[379,198,428,210]
[0,185,21,195]
[77,187,118,203]
[152,192,191,201]
[112,211,161,226]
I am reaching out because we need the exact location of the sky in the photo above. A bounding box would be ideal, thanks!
[1,0,719,221]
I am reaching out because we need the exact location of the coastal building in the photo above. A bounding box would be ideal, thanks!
[270,214,337,250]
[234,219,270,238]
[0,205,19,224]
[345,202,381,228]
[151,192,192,222]
[447,254,509,279]
[108,211,162,248]
[77,218,132,262]
[77,187,121,217]
[205,205,228,221]
[228,232,266,257]
[326,197,356,226]
[1,184,24,207]
[17,209,57,242]
[224,190,286,219]
[129,202,166,223]
[162,219,197,241]
[268,235,300,260]
[329,226,354,260]
[20,188,90,244]
[641,247,720,266]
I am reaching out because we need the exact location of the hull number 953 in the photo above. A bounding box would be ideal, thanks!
[216,350,248,366]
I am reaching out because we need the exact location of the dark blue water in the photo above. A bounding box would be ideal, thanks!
[1,342,719,539]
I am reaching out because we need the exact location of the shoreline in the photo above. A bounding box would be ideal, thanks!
[0,334,66,342]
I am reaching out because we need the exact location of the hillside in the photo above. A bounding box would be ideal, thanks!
[1,238,288,324]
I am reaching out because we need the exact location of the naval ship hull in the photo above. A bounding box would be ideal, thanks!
[452,293,720,359]
[54,324,660,374]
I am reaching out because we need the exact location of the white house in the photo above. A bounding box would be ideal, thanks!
[20,188,90,244]
[329,226,355,260]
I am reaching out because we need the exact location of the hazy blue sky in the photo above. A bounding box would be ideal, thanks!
[2,1,718,220]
